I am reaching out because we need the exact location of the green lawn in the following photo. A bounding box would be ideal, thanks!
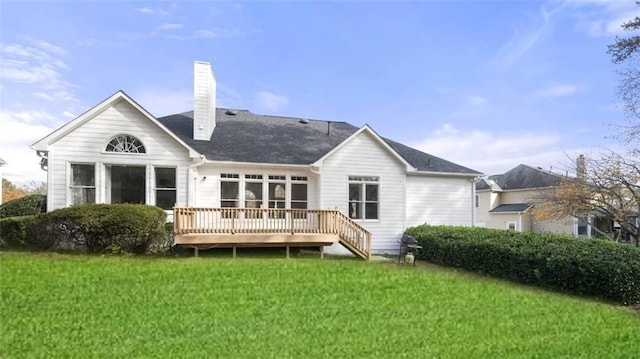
[1,252,639,358]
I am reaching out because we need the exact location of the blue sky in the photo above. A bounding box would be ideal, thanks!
[1,1,638,185]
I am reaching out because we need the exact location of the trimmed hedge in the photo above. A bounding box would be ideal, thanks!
[0,194,46,218]
[405,225,640,305]
[0,215,38,249]
[0,204,166,254]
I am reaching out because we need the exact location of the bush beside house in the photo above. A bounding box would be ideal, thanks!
[0,194,46,218]
[405,225,640,305]
[0,204,167,254]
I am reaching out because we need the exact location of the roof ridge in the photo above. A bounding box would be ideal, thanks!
[209,108,351,125]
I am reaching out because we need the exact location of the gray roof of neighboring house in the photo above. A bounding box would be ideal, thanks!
[476,164,564,191]
[157,109,482,175]
[489,203,532,213]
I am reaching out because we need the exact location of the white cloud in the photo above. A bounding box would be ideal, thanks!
[0,38,79,185]
[1,109,56,125]
[134,7,170,16]
[0,60,60,84]
[33,90,79,102]
[569,1,640,37]
[535,83,582,99]
[166,28,243,40]
[435,123,459,136]
[158,23,183,31]
[32,40,67,57]
[468,95,488,106]
[411,123,595,175]
[133,88,194,117]
[0,110,55,185]
[0,40,77,102]
[492,5,557,68]
[255,91,289,111]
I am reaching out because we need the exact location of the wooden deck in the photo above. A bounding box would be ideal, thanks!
[173,207,371,260]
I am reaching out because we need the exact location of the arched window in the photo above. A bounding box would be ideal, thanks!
[105,135,146,153]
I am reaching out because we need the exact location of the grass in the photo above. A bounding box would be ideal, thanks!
[1,252,639,358]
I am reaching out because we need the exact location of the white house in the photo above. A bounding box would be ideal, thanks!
[31,61,481,256]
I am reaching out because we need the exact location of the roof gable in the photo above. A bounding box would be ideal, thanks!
[31,91,199,157]
[311,125,413,170]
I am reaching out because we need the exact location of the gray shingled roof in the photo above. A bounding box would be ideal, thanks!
[489,203,532,213]
[476,164,564,191]
[157,109,481,175]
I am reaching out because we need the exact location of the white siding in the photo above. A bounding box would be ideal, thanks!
[48,100,191,212]
[405,175,474,227]
[193,164,317,209]
[319,131,407,254]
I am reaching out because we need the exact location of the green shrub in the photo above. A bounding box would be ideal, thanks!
[0,195,46,218]
[147,222,175,255]
[43,204,167,254]
[405,225,640,305]
[0,215,38,249]
[1,204,166,254]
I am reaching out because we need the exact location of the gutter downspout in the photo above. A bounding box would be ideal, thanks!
[471,176,480,227]
[189,155,207,206]
[518,212,522,232]
[309,164,321,209]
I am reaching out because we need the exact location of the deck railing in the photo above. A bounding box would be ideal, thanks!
[173,206,371,259]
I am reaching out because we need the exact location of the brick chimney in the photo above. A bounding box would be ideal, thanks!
[193,61,216,141]
[576,154,586,180]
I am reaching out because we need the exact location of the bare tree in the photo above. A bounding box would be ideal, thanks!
[608,7,640,146]
[532,153,640,246]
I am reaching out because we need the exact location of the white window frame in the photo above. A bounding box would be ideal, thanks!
[154,167,176,210]
[348,176,379,221]
[69,163,96,206]
[219,173,309,213]
[220,173,240,209]
[268,175,286,210]
[290,176,308,211]
[244,174,264,209]
[104,134,147,154]
[507,221,517,231]
[104,164,146,205]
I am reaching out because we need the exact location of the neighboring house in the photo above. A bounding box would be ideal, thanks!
[31,61,481,256]
[475,164,575,235]
[0,157,6,204]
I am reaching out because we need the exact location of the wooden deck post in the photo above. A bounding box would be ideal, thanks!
[289,213,294,234]
[232,246,237,258]
[320,246,324,259]
[286,245,290,259]
[194,246,199,257]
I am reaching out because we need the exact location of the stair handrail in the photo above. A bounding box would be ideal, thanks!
[332,210,372,261]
